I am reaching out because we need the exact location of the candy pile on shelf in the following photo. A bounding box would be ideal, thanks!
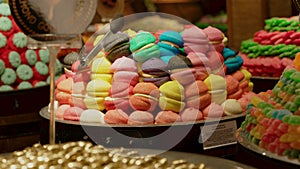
[240,56,300,160]
[0,2,63,91]
[0,141,208,169]
[53,24,254,125]
[239,17,298,77]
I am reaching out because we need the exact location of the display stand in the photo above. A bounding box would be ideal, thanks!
[39,107,245,158]
[235,131,300,169]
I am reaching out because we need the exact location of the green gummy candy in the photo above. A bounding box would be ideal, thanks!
[287,116,300,125]
[283,116,290,123]
[296,83,300,89]
[296,89,300,95]
[282,69,297,79]
[294,95,300,105]
[262,107,273,115]
[290,149,300,159]
[272,87,281,96]
[280,99,287,105]
[291,72,300,83]
[251,137,260,145]
[289,102,298,112]
[284,102,293,110]
[257,102,274,109]
[283,149,292,156]
[286,86,296,95]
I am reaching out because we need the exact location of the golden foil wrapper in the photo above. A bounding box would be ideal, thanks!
[0,141,206,169]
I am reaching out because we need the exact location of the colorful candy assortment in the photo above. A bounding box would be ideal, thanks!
[0,2,63,91]
[240,58,300,160]
[240,17,297,77]
[53,24,254,125]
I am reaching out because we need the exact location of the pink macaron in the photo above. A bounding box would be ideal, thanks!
[202,102,224,119]
[128,110,154,125]
[104,109,129,124]
[56,104,71,119]
[63,107,84,121]
[180,107,203,122]
[155,110,181,124]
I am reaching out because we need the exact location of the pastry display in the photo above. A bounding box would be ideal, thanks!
[238,55,300,162]
[0,2,63,91]
[52,16,254,125]
[239,16,298,77]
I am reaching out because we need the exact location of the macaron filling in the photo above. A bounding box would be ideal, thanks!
[133,93,159,102]
[159,41,180,49]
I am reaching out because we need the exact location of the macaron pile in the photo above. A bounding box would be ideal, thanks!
[239,16,298,77]
[53,24,254,125]
[239,59,300,160]
[0,2,63,91]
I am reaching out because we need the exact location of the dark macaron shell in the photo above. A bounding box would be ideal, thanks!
[168,54,193,70]
[142,57,169,76]
[130,32,156,52]
[143,76,170,87]
[158,31,183,47]
[106,43,131,62]
[103,32,130,52]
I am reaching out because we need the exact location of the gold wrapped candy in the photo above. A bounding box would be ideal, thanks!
[0,141,206,169]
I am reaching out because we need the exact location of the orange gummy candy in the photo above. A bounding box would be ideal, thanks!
[294,52,300,71]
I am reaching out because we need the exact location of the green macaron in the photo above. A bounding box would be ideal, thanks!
[130,32,160,62]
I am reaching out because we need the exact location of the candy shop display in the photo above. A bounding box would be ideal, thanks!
[237,55,300,164]
[0,2,65,91]
[239,16,298,77]
[49,14,255,126]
